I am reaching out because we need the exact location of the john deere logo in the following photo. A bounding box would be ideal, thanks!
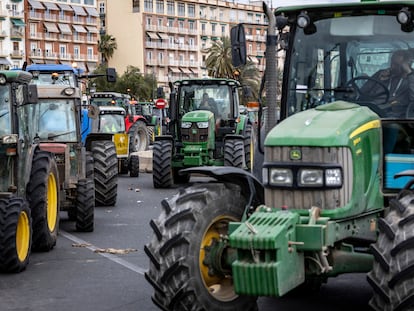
[290,149,301,160]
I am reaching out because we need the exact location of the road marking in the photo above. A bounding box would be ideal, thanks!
[60,230,147,275]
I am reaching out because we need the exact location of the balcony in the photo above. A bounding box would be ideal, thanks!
[10,50,24,59]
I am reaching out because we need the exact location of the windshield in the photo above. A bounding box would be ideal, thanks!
[286,14,414,119]
[98,113,125,133]
[29,99,77,141]
[178,84,234,120]
[30,72,76,86]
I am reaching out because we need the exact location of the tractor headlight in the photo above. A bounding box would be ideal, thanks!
[197,122,209,129]
[298,169,323,187]
[325,168,342,187]
[268,168,293,186]
[181,122,192,129]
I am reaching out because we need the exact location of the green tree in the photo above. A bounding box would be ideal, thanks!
[204,37,234,79]
[90,65,158,102]
[98,34,117,63]
[205,36,261,104]
[89,64,118,92]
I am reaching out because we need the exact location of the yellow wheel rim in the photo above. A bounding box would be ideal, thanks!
[199,215,238,302]
[47,172,58,232]
[16,210,30,262]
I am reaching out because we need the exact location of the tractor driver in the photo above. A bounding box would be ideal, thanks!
[361,49,414,118]
[199,93,219,117]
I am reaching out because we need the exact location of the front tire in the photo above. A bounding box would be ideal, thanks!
[368,193,414,310]
[224,139,245,168]
[92,141,118,206]
[145,182,257,310]
[0,197,32,273]
[27,150,59,252]
[76,179,95,232]
[152,140,173,188]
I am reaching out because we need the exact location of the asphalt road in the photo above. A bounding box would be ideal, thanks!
[0,173,373,311]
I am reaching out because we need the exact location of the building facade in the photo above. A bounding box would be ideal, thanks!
[101,0,267,90]
[24,0,100,72]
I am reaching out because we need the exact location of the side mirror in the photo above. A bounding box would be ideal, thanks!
[26,84,38,104]
[106,68,116,83]
[231,24,247,67]
[88,105,98,119]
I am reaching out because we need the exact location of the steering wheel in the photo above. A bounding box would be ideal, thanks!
[345,76,390,117]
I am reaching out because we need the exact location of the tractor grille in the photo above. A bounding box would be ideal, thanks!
[181,124,209,143]
[264,146,353,210]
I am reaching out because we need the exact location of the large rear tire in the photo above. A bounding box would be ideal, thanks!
[0,197,32,273]
[368,193,414,310]
[129,120,149,152]
[224,139,245,168]
[76,178,95,232]
[27,150,59,252]
[92,141,118,206]
[145,182,257,310]
[152,140,173,188]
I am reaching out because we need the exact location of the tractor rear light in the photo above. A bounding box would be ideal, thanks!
[6,147,16,156]
[197,122,208,129]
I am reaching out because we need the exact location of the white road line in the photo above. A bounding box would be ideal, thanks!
[60,230,147,275]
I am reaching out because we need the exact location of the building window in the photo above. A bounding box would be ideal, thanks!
[167,19,173,27]
[87,47,93,60]
[178,21,184,31]
[74,46,80,59]
[177,2,184,17]
[167,1,174,15]
[99,2,105,14]
[187,4,195,18]
[133,0,139,12]
[156,0,163,14]
[84,0,94,5]
[144,0,153,13]
[189,21,194,31]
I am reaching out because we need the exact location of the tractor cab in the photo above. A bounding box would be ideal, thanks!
[275,4,414,195]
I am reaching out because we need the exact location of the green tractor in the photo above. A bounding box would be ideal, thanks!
[145,1,414,310]
[0,71,60,273]
[152,78,254,188]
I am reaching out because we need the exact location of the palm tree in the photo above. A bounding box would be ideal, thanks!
[204,37,234,79]
[205,36,261,101]
[98,34,117,64]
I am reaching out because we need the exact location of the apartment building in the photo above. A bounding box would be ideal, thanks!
[25,0,100,73]
[101,0,267,90]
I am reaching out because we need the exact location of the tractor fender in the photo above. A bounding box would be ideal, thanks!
[84,133,113,151]
[154,134,174,142]
[179,166,264,208]
[236,114,249,134]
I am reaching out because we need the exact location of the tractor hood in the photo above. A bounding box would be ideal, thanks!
[265,101,380,147]
[182,110,214,122]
